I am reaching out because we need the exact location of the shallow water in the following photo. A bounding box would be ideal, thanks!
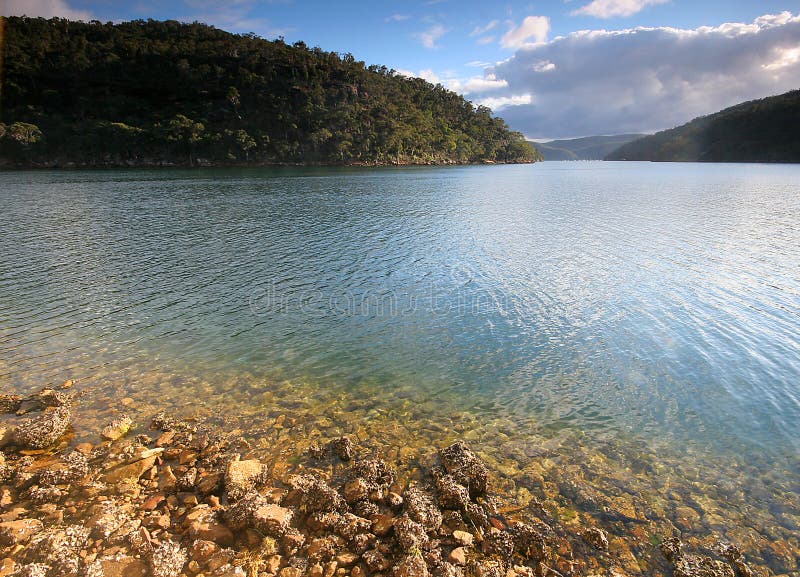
[2,161,800,573]
[2,162,799,458]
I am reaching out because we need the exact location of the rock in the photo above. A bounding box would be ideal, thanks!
[449,547,468,565]
[471,559,506,577]
[436,476,470,510]
[660,538,735,577]
[439,442,488,498]
[674,506,700,532]
[224,492,270,531]
[22,524,90,576]
[0,519,43,546]
[452,530,473,546]
[87,556,148,577]
[394,515,428,551]
[344,478,369,503]
[103,455,158,484]
[404,482,442,531]
[290,474,346,513]
[372,514,395,537]
[280,568,302,577]
[508,522,548,561]
[722,544,754,577]
[582,527,608,550]
[252,504,294,537]
[102,415,133,441]
[483,530,514,559]
[189,520,234,547]
[151,540,187,577]
[387,492,403,509]
[674,556,735,577]
[363,549,390,573]
[14,406,71,449]
[224,456,265,501]
[335,552,359,567]
[349,459,395,487]
[331,437,355,461]
[393,555,429,577]
[0,395,20,414]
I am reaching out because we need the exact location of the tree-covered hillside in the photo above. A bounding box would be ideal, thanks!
[535,134,645,161]
[606,90,800,163]
[0,17,540,167]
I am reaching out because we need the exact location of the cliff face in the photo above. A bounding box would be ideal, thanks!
[0,17,541,168]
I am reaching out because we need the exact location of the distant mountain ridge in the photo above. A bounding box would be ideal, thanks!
[534,134,645,160]
[606,90,800,163]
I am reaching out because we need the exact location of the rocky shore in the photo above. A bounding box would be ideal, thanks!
[0,385,783,577]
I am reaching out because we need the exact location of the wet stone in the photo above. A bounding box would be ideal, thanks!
[101,415,133,441]
[330,437,355,461]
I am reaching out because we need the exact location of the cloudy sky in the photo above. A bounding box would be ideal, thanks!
[4,0,800,139]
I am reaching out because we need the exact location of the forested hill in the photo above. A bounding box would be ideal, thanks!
[0,17,540,168]
[606,90,800,163]
[535,134,645,160]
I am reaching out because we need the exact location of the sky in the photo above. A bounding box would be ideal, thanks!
[4,0,800,139]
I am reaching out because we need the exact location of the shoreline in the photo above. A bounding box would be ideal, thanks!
[0,159,535,172]
[0,383,794,577]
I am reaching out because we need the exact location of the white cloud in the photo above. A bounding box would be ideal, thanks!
[532,60,556,72]
[1,0,92,19]
[448,75,509,93]
[477,35,496,45]
[571,0,669,19]
[414,24,446,48]
[470,20,498,36]
[484,12,800,138]
[387,14,410,22]
[476,93,533,110]
[417,69,441,84]
[500,16,550,49]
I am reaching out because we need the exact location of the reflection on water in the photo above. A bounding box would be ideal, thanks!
[2,162,798,458]
[2,161,800,572]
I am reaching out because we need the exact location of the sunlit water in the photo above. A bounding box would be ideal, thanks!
[1,162,799,465]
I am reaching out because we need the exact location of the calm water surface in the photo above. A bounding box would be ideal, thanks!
[1,161,799,461]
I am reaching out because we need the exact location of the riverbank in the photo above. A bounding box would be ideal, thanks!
[0,158,531,171]
[0,381,795,577]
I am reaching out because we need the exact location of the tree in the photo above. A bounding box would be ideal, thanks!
[7,122,43,146]
[164,114,205,165]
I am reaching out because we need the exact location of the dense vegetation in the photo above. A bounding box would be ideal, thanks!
[534,134,645,161]
[0,17,540,167]
[606,90,800,163]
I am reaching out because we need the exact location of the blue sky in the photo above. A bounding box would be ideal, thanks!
[6,1,800,138]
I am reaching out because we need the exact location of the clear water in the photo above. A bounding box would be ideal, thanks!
[1,162,799,461]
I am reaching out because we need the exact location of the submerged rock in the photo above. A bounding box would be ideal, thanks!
[14,406,71,449]
[101,415,133,441]
[330,437,355,461]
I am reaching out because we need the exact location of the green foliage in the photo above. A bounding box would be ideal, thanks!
[606,90,800,163]
[0,17,541,167]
